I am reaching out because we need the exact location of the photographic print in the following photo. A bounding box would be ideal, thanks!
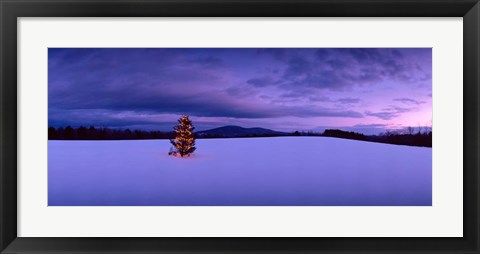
[48,48,432,206]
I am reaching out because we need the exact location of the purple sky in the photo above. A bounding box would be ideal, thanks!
[48,48,432,134]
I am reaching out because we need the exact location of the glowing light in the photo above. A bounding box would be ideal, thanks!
[169,115,196,157]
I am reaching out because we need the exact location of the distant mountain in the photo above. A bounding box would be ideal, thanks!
[196,125,286,137]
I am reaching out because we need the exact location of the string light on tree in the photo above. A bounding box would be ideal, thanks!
[169,115,196,157]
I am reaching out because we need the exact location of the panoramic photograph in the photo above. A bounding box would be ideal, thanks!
[48,48,432,206]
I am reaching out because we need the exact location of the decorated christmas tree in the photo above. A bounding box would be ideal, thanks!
[169,115,196,157]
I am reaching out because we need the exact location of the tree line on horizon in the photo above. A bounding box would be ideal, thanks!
[48,126,174,140]
[320,129,432,147]
[48,125,432,147]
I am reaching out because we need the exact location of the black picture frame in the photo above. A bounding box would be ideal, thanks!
[1,0,479,253]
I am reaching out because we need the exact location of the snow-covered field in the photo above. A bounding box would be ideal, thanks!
[48,137,432,206]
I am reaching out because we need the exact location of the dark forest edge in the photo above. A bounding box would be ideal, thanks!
[48,126,432,147]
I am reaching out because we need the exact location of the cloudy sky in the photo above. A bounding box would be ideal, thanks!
[48,48,432,134]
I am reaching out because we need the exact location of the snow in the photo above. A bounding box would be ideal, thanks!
[48,137,432,206]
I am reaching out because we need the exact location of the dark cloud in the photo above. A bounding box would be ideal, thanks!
[366,106,413,120]
[248,48,432,93]
[282,107,363,118]
[225,86,256,97]
[256,48,288,60]
[325,59,348,70]
[49,48,365,123]
[337,98,360,104]
[192,56,225,68]
[283,56,314,79]
[246,76,275,87]
[280,91,308,99]
[394,98,426,105]
[315,49,330,59]
[365,112,397,120]
[300,71,349,90]
[309,96,331,102]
